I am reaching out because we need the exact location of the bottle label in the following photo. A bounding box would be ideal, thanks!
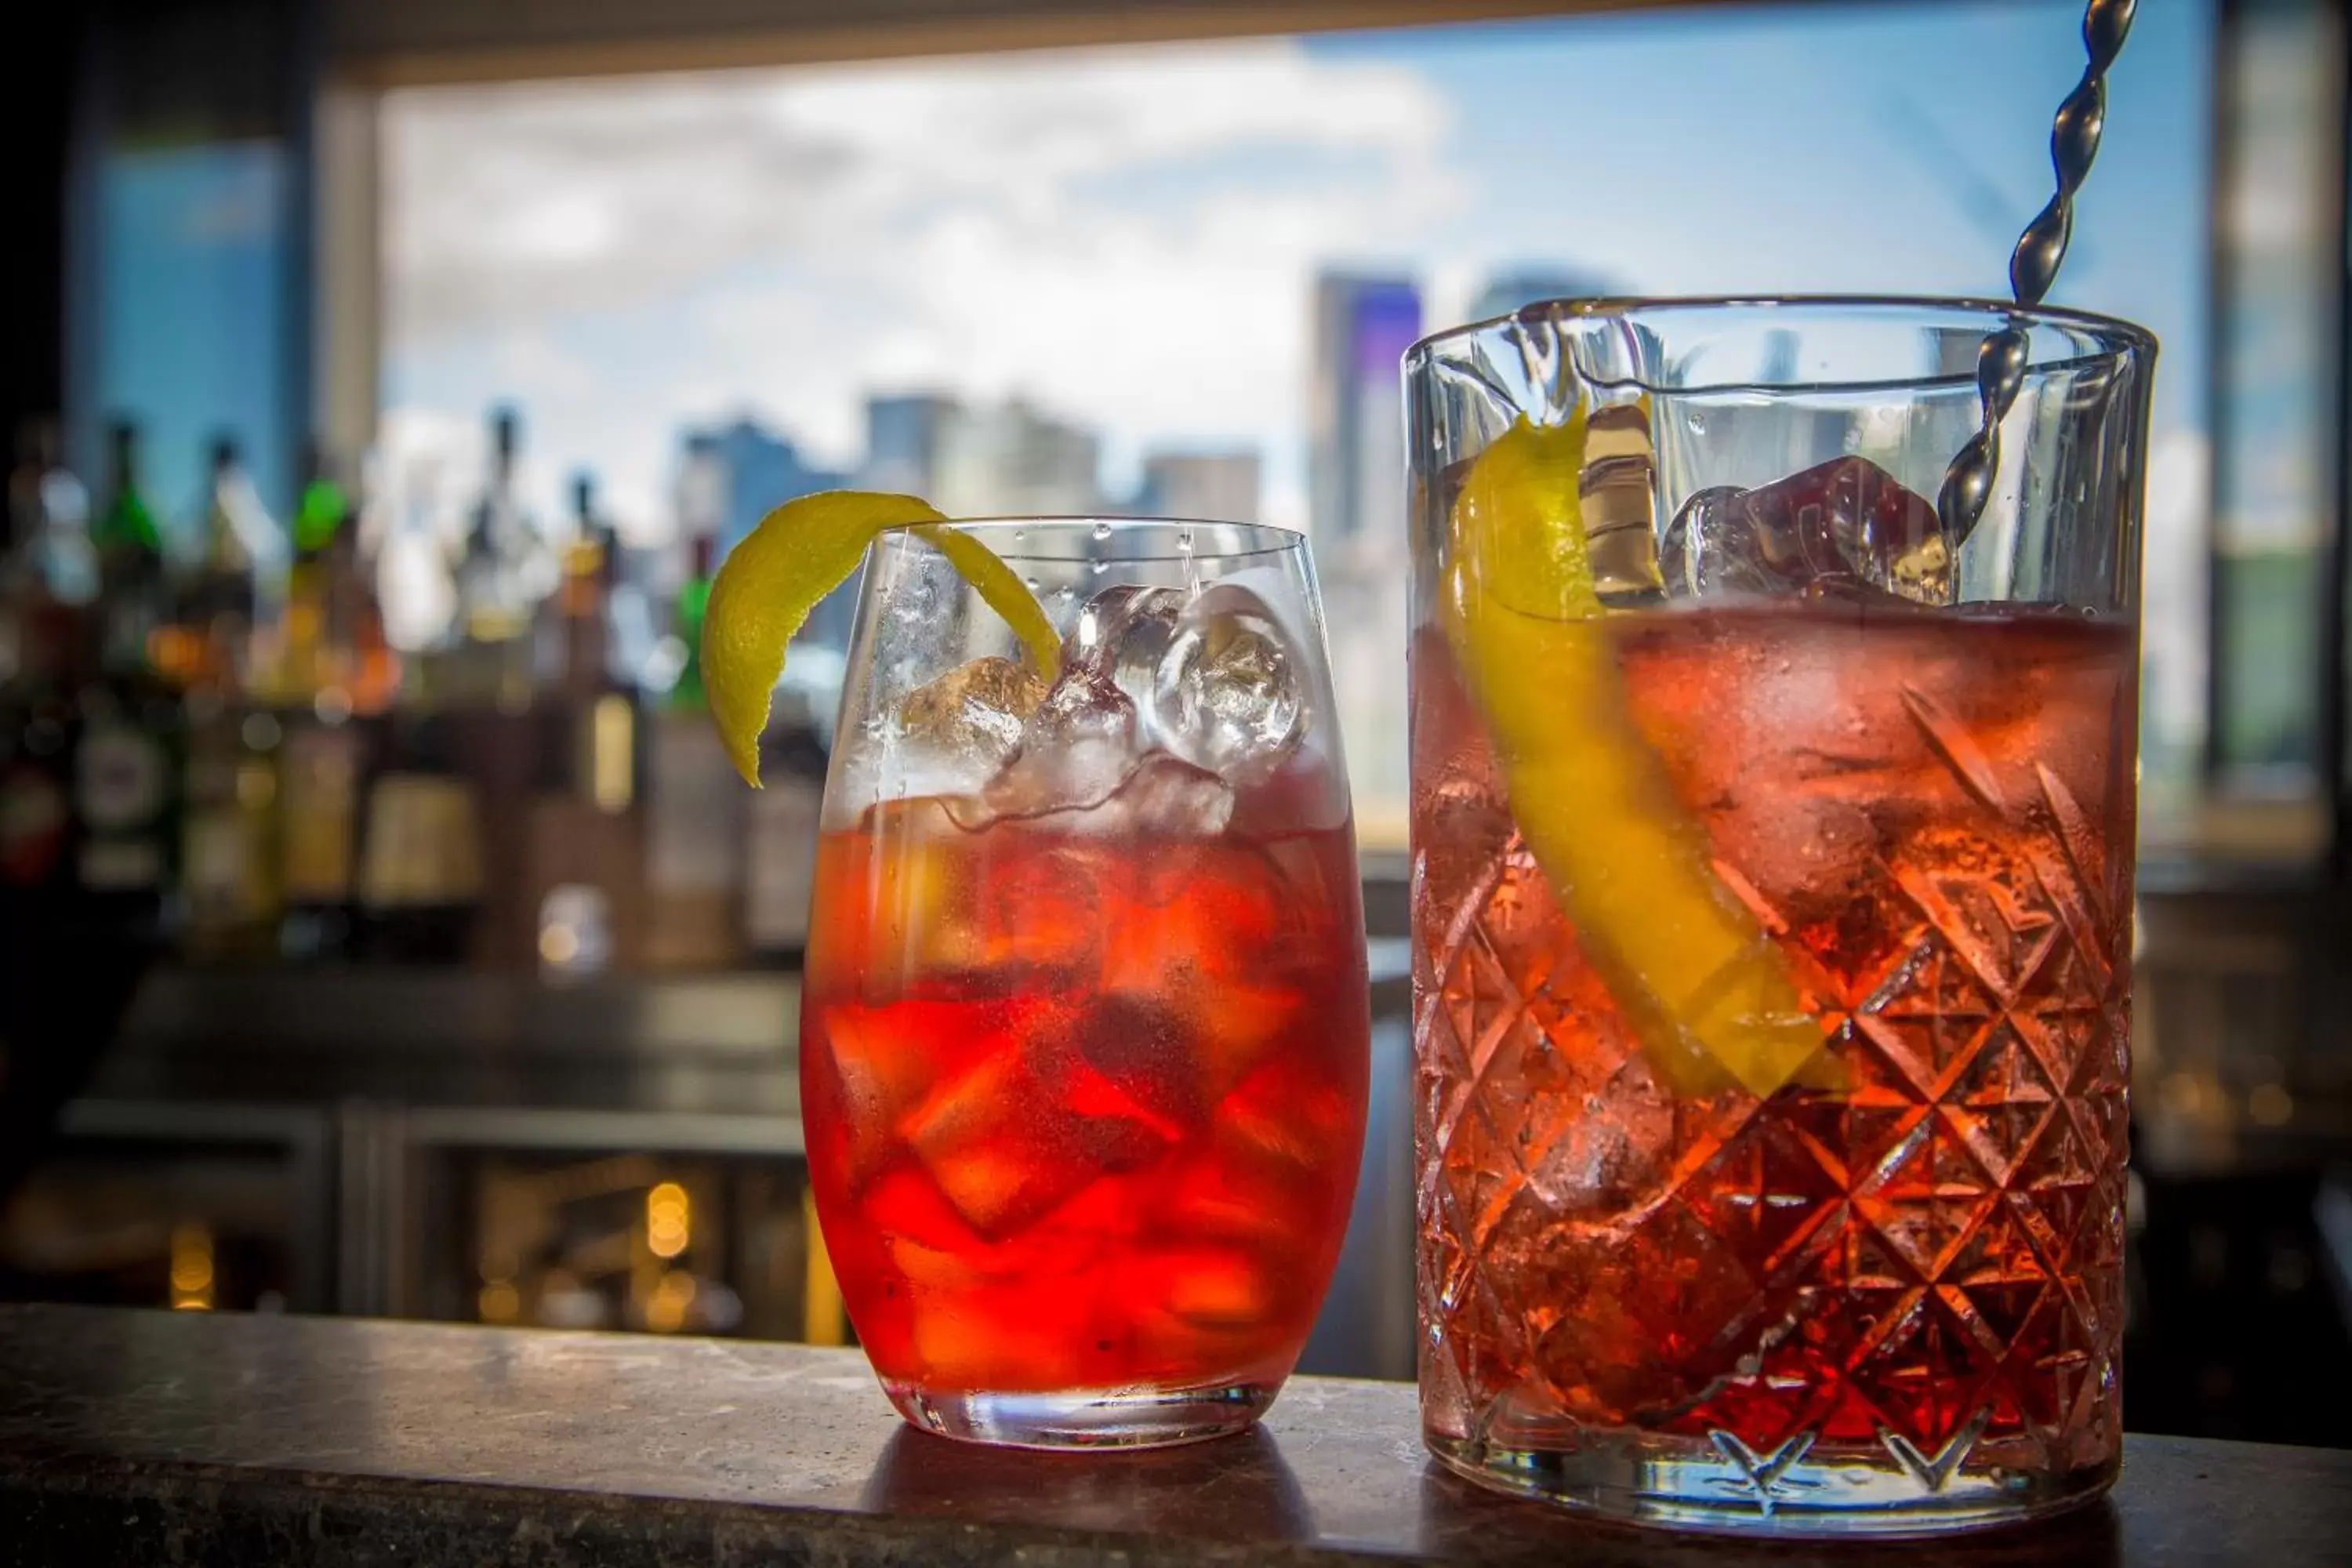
[76,724,167,831]
[359,776,426,909]
[183,808,254,918]
[281,726,359,901]
[359,774,482,909]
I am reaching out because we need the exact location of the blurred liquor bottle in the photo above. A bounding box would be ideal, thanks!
[179,699,281,962]
[266,440,347,704]
[602,523,659,699]
[539,474,620,710]
[275,445,372,964]
[278,702,366,964]
[742,701,827,965]
[0,425,77,893]
[441,410,550,963]
[643,532,743,969]
[456,699,539,968]
[170,436,281,962]
[525,473,643,977]
[2,418,97,684]
[0,680,74,894]
[71,654,179,929]
[449,407,544,713]
[376,452,459,707]
[325,455,401,717]
[59,420,178,931]
[356,712,483,964]
[93,420,169,681]
[176,434,272,699]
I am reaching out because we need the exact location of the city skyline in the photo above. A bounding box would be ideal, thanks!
[379,2,2211,545]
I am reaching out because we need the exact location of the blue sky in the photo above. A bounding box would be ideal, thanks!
[382,0,2210,543]
[96,143,296,534]
[1306,0,2208,427]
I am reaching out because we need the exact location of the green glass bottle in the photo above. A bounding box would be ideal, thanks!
[292,441,349,560]
[668,534,715,713]
[93,419,168,678]
[94,419,162,558]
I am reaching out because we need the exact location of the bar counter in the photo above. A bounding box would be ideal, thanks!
[2,1305,2347,1565]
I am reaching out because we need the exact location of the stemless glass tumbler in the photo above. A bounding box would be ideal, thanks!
[801,518,1370,1449]
[1405,298,2153,1534]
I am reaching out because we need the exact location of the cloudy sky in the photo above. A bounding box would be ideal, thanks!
[379,0,2212,546]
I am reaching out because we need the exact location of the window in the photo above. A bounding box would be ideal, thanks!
[72,0,307,526]
[2194,0,2346,866]
[93,142,298,524]
[375,0,2215,853]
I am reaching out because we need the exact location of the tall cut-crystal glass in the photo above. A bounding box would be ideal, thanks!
[1406,298,2152,1534]
[804,518,1369,1449]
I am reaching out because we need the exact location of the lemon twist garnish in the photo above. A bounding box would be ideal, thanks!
[1444,415,1823,1099]
[702,492,1062,787]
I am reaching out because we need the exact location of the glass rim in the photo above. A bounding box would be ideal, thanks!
[872,514,1307,565]
[1405,292,2159,389]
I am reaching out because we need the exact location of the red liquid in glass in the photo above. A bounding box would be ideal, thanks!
[1414,602,2135,1478]
[804,803,1369,1397]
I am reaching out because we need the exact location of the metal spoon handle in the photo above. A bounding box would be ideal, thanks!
[1936,0,2136,545]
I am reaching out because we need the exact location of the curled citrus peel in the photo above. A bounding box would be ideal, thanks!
[702,491,1062,787]
[1443,414,1824,1099]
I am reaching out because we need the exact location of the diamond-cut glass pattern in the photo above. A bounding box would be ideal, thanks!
[1414,617,2134,1490]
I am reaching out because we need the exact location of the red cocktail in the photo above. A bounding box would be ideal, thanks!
[1406,298,2153,1533]
[803,520,1368,1447]
[1415,604,2133,1495]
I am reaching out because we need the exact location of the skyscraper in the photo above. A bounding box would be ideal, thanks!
[1307,274,1422,833]
[931,399,1100,517]
[1307,274,1421,551]
[681,416,853,648]
[1137,451,1260,523]
[704,417,847,555]
[861,394,959,498]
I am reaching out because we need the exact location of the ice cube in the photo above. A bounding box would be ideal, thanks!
[1659,456,1952,606]
[898,1021,1178,1240]
[975,840,1105,978]
[1102,752,1234,837]
[1056,579,1305,780]
[1069,583,1188,695]
[971,659,1142,825]
[972,580,1304,829]
[1581,402,1666,603]
[898,655,1049,768]
[815,1001,949,1188]
[1149,583,1306,781]
[1156,1245,1276,1330]
[1062,994,1201,1135]
[1521,1054,1679,1217]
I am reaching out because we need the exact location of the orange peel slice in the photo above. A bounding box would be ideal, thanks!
[1443,414,1823,1098]
[701,491,1062,786]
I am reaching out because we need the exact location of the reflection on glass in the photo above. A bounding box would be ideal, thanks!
[860,1424,1312,1543]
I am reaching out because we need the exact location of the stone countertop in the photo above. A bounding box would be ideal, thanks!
[0,1305,2344,1566]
